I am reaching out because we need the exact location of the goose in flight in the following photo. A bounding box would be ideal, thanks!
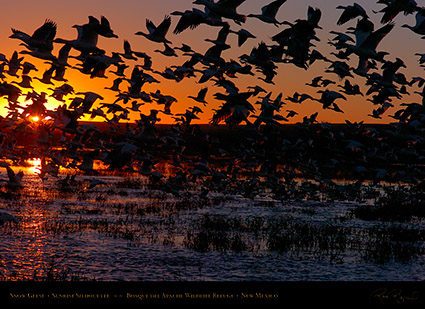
[338,79,363,96]
[54,16,104,55]
[6,51,23,77]
[285,92,313,104]
[312,89,346,110]
[188,87,208,105]
[211,91,255,126]
[21,61,38,75]
[344,19,394,61]
[120,40,149,60]
[375,0,418,24]
[34,65,56,85]
[247,0,287,26]
[402,7,425,35]
[104,77,123,92]
[72,91,104,113]
[135,16,172,44]
[10,19,57,52]
[205,24,231,47]
[154,43,177,57]
[193,0,247,25]
[96,16,118,38]
[230,28,256,47]
[5,166,24,190]
[12,75,33,89]
[172,8,229,34]
[336,3,368,25]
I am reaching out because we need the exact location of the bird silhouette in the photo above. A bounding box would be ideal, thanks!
[188,87,208,105]
[193,0,247,25]
[336,3,368,25]
[172,8,229,34]
[344,19,394,62]
[10,19,56,52]
[248,0,287,26]
[54,16,107,56]
[375,0,418,24]
[312,89,347,111]
[135,16,172,44]
[6,51,23,77]
[401,7,425,34]
[5,166,24,190]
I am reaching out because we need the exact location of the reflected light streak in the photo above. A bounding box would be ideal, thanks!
[27,158,42,175]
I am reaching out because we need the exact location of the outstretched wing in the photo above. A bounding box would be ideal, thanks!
[262,0,287,18]
[173,9,204,34]
[32,19,57,41]
[211,103,232,124]
[146,19,157,34]
[6,166,15,181]
[154,16,171,37]
[360,22,394,50]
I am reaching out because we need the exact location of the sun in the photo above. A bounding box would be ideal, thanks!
[31,116,40,122]
[27,158,42,175]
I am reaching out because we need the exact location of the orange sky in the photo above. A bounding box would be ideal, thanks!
[0,0,424,124]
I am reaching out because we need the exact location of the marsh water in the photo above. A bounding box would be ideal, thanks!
[1,164,425,282]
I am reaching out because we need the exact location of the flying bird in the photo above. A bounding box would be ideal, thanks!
[247,0,287,26]
[96,16,118,38]
[401,7,425,35]
[230,28,256,47]
[188,87,208,105]
[193,0,247,25]
[10,19,57,52]
[344,19,394,61]
[54,16,104,55]
[120,40,149,60]
[172,8,229,34]
[336,3,368,25]
[374,0,418,24]
[135,16,172,44]
[312,89,347,110]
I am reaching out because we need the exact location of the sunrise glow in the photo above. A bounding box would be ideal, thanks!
[27,157,42,175]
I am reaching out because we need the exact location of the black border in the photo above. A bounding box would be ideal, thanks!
[2,281,424,305]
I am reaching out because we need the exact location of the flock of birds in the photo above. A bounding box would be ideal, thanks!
[1,0,425,224]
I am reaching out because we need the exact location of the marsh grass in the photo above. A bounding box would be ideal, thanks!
[361,226,425,264]
[2,174,425,281]
[353,187,425,222]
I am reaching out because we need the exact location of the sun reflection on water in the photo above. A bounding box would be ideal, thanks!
[27,158,42,175]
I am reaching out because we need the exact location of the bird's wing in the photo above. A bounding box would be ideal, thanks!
[146,19,157,34]
[154,16,171,37]
[360,22,394,50]
[6,166,15,181]
[78,24,99,45]
[415,8,425,27]
[198,87,208,98]
[123,40,132,53]
[262,0,287,18]
[211,103,232,124]
[337,4,367,25]
[101,16,111,28]
[32,20,57,41]
[173,10,204,34]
